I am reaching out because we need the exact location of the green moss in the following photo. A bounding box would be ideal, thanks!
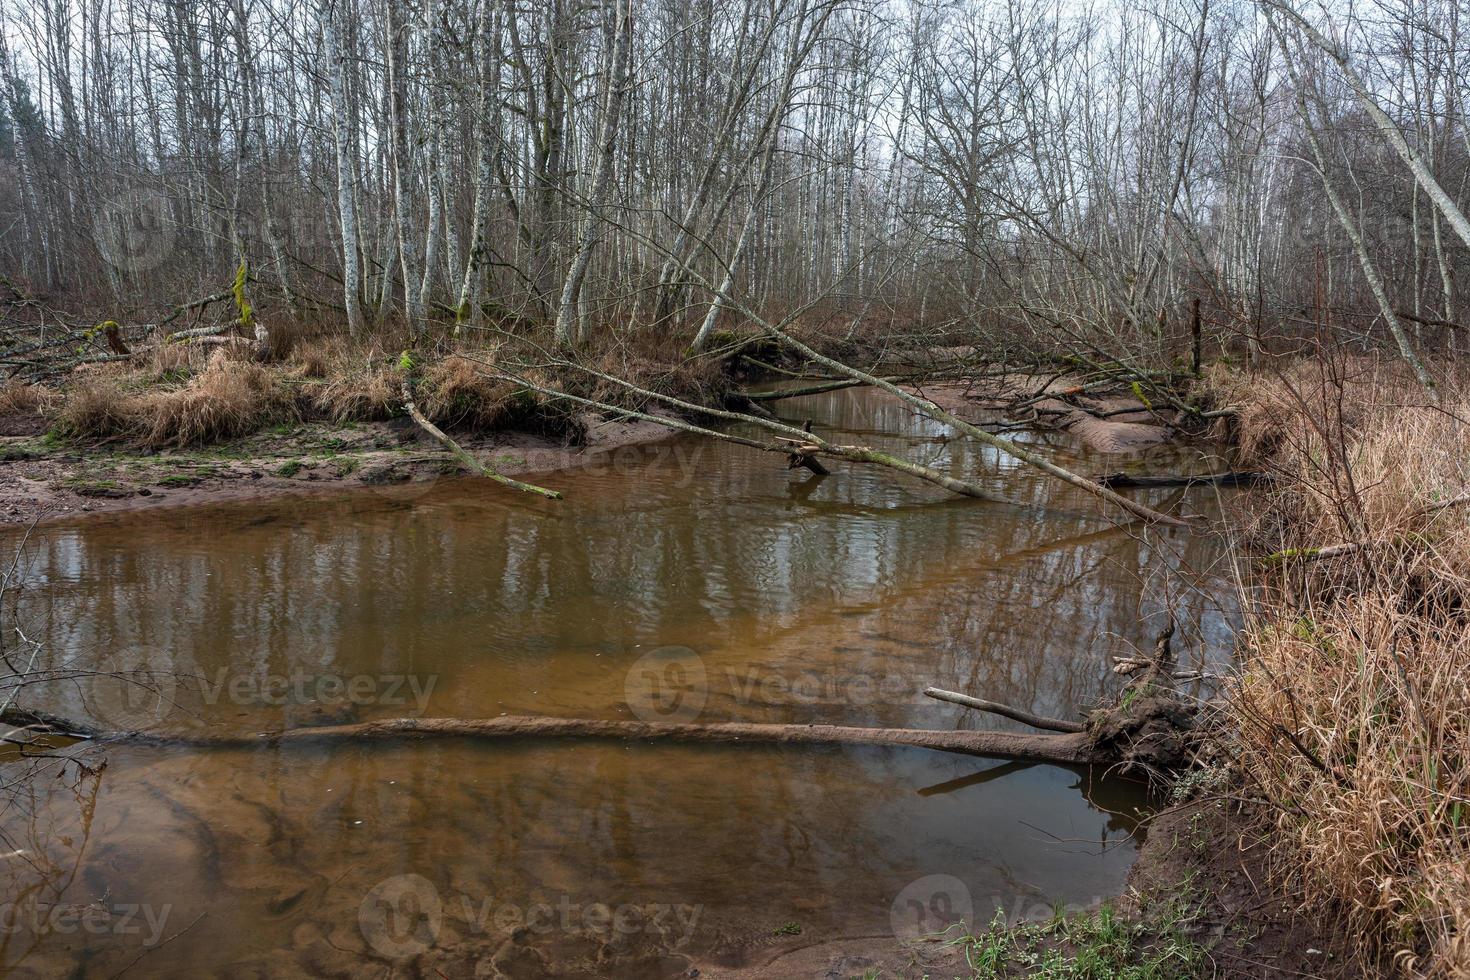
[0,441,45,462]
[59,477,131,498]
[233,260,254,331]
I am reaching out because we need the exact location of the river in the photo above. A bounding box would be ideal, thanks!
[0,386,1236,977]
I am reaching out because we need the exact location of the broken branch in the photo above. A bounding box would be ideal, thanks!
[923,687,1086,733]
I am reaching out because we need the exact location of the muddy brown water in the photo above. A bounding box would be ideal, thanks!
[0,388,1237,978]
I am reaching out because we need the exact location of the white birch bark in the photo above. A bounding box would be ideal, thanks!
[553,0,634,345]
[320,0,365,337]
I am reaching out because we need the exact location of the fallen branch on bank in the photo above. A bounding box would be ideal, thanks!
[400,376,562,499]
[1259,492,1470,565]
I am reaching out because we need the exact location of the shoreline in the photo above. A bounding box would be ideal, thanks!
[0,409,683,526]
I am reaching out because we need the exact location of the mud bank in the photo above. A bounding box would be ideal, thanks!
[0,409,680,525]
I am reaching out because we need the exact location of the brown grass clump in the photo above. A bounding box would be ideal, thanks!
[147,341,211,381]
[311,354,400,421]
[54,380,140,441]
[55,358,294,446]
[419,353,510,428]
[0,382,56,418]
[286,338,337,380]
[1221,356,1470,976]
[136,360,294,447]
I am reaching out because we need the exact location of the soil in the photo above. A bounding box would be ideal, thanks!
[0,409,680,525]
[1120,797,1368,980]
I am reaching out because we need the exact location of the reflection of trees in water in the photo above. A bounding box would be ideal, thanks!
[0,389,1238,741]
[0,751,105,974]
[0,739,1143,975]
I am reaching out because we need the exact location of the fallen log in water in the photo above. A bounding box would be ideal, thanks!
[2,709,1096,765]
[738,379,874,401]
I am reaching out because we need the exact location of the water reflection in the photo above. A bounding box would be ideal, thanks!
[0,387,1238,976]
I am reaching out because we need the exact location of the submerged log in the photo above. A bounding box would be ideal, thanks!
[1,710,1096,765]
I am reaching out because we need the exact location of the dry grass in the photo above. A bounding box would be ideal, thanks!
[55,355,295,447]
[43,328,731,446]
[54,380,140,441]
[285,337,338,380]
[310,349,400,422]
[1220,356,1470,976]
[419,353,514,428]
[0,382,56,418]
[147,341,211,381]
[138,359,295,447]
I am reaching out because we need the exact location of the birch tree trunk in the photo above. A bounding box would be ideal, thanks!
[1271,17,1438,401]
[320,0,365,337]
[1262,0,1470,253]
[386,0,425,331]
[553,0,634,345]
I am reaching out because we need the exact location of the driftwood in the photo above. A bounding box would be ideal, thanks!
[923,687,1085,733]
[2,708,1095,765]
[1097,471,1265,489]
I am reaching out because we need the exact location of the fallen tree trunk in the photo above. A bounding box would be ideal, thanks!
[3,709,1095,765]
[746,323,1189,525]
[739,378,888,402]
